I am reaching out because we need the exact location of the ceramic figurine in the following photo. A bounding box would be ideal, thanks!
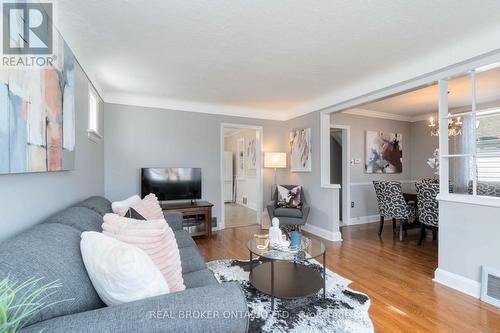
[268,217,283,245]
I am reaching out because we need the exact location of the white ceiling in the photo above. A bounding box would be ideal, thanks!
[359,66,500,119]
[56,1,500,120]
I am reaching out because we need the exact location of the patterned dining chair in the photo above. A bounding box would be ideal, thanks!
[415,180,439,245]
[373,181,416,240]
[468,180,500,197]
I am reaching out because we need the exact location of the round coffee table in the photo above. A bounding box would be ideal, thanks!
[247,236,326,310]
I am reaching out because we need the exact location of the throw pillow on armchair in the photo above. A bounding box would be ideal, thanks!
[276,185,303,208]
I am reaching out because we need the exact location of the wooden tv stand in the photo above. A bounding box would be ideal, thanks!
[161,201,214,237]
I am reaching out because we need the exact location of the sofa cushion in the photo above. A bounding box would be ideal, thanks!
[111,195,141,215]
[0,223,105,326]
[174,230,196,248]
[124,207,146,220]
[274,207,303,218]
[43,206,103,232]
[74,196,112,217]
[130,193,164,220]
[102,214,185,292]
[183,269,218,289]
[80,231,170,306]
[179,246,206,274]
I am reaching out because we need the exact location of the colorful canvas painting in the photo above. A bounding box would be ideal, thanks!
[237,138,245,176]
[0,35,75,174]
[246,138,256,170]
[290,128,312,172]
[365,131,403,174]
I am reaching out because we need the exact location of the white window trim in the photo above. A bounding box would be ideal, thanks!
[87,85,102,142]
[438,71,500,207]
[437,193,500,208]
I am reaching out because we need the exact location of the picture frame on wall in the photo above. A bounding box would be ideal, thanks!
[246,138,256,170]
[237,137,245,177]
[365,130,403,174]
[290,128,312,172]
[0,35,76,175]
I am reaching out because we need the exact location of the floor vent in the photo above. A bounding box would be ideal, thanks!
[242,196,248,205]
[481,266,500,308]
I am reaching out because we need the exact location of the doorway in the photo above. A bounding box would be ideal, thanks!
[220,123,263,229]
[330,125,350,225]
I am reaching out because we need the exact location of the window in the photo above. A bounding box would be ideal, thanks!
[87,87,102,141]
[440,66,500,198]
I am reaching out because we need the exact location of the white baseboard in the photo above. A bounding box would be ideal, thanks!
[302,224,343,242]
[347,214,380,225]
[433,268,481,298]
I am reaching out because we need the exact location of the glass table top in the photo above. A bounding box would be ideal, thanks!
[247,235,325,261]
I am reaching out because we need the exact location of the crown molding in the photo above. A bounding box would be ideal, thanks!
[103,92,288,121]
[341,108,415,122]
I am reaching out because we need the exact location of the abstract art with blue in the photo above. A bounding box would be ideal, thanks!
[0,35,75,174]
[365,131,403,174]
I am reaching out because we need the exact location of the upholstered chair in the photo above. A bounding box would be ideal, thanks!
[373,181,416,240]
[468,180,500,197]
[267,185,310,230]
[415,180,439,245]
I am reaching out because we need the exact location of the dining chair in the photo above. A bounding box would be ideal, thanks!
[468,180,500,197]
[373,181,416,240]
[415,180,439,245]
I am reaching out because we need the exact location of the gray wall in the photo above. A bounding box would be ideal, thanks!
[410,120,439,180]
[0,63,105,241]
[103,103,289,224]
[282,111,339,233]
[439,201,500,283]
[330,112,414,220]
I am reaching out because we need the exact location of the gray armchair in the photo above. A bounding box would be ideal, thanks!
[266,185,310,229]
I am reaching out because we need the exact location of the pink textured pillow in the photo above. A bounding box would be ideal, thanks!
[102,213,185,292]
[130,194,164,220]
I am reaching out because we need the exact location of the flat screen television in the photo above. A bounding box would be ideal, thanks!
[141,167,202,201]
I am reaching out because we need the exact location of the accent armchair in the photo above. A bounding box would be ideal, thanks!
[267,185,310,230]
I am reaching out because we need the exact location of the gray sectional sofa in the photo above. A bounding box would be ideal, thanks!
[0,196,248,333]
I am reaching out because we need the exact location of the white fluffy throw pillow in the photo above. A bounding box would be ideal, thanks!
[80,231,169,306]
[111,195,142,216]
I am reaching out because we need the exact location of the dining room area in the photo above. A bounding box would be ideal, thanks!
[331,63,500,246]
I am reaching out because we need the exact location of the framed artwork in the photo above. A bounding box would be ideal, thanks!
[246,137,256,170]
[0,35,76,174]
[237,138,245,176]
[365,131,403,174]
[290,128,312,172]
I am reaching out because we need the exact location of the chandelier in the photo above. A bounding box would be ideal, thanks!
[428,114,462,137]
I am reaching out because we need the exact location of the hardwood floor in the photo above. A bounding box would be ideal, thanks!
[195,221,500,333]
[224,203,257,228]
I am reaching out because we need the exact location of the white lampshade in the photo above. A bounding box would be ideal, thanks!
[264,152,287,168]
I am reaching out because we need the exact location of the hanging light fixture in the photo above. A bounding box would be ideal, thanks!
[428,113,462,137]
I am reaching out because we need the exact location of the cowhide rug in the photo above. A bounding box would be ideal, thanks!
[207,259,374,333]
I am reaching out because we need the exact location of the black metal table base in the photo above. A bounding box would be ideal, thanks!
[249,251,327,311]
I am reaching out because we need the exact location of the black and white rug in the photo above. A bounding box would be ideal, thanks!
[207,259,374,333]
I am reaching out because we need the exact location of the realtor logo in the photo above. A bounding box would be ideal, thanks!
[2,2,52,55]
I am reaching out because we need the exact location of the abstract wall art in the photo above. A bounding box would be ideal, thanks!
[290,128,312,172]
[246,137,256,170]
[0,35,75,175]
[237,137,245,176]
[365,131,403,174]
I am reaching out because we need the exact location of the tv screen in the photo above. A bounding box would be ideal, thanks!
[141,167,202,201]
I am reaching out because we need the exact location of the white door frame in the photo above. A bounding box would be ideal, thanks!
[220,123,264,230]
[330,125,351,225]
